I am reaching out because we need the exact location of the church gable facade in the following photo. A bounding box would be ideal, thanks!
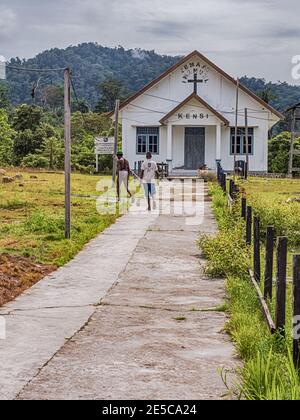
[117,51,283,173]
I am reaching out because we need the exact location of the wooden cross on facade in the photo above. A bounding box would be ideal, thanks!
[187,72,203,94]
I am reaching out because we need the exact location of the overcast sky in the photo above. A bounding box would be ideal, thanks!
[0,0,299,83]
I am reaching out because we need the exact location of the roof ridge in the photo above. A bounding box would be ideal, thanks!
[108,50,283,120]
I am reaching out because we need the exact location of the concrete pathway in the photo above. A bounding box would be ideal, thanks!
[0,183,238,400]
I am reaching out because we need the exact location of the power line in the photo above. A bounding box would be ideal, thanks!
[128,104,167,114]
[122,117,158,125]
[128,104,277,123]
[6,64,66,73]
[144,93,180,103]
[129,101,222,114]
[70,76,91,128]
[222,110,278,122]
[142,92,278,120]
[70,76,82,107]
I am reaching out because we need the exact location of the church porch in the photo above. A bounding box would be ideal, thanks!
[165,123,222,175]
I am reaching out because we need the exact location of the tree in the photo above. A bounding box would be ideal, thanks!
[71,99,90,114]
[71,112,111,143]
[95,75,129,113]
[13,104,44,131]
[0,109,15,166]
[71,133,96,173]
[14,120,59,164]
[268,131,300,173]
[257,87,277,104]
[41,136,64,169]
[0,84,10,109]
[42,85,64,111]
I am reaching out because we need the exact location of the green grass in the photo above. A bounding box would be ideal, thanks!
[238,177,300,247]
[239,177,300,350]
[200,183,300,400]
[0,170,117,266]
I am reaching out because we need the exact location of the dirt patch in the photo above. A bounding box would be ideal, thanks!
[0,254,56,307]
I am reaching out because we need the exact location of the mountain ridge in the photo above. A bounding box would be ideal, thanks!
[3,43,300,112]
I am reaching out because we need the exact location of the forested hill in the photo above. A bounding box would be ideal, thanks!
[5,44,180,107]
[3,43,300,111]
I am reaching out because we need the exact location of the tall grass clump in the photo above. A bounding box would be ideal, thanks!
[200,183,300,400]
[238,178,300,247]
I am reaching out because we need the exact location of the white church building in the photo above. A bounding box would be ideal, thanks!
[112,51,283,174]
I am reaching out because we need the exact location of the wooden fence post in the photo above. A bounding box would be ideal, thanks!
[222,173,227,192]
[253,216,261,283]
[275,237,288,334]
[229,179,234,198]
[241,197,247,220]
[293,255,300,370]
[264,226,275,300]
[246,206,252,245]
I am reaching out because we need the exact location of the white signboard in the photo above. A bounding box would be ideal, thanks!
[95,137,115,155]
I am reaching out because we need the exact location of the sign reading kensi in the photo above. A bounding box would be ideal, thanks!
[177,112,209,120]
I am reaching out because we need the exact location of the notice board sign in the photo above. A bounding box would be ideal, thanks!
[95,137,115,155]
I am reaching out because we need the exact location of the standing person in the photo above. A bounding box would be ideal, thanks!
[115,151,132,201]
[141,152,159,211]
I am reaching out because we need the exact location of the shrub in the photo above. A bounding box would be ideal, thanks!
[21,154,49,168]
[24,212,64,235]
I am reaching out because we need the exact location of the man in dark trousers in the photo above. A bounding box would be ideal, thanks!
[115,151,132,201]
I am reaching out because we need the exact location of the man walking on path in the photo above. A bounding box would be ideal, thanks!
[141,152,159,211]
[115,151,132,202]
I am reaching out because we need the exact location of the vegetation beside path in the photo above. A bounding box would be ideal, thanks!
[0,170,117,306]
[199,184,300,400]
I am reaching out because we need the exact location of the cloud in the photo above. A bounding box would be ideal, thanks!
[0,6,17,41]
[1,0,300,83]
[137,20,189,38]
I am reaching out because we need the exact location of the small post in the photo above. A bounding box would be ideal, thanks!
[241,197,247,220]
[253,216,261,283]
[275,237,288,334]
[64,67,71,240]
[264,226,275,300]
[246,206,252,245]
[293,255,300,369]
[96,153,99,173]
[245,108,249,179]
[229,179,234,198]
[112,99,120,184]
[233,78,239,180]
[222,173,227,192]
[217,162,220,183]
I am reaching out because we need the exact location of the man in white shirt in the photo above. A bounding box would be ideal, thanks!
[141,152,159,211]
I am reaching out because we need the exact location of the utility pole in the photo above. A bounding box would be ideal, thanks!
[112,99,120,184]
[64,67,71,239]
[96,153,99,173]
[287,103,300,177]
[289,107,296,176]
[233,78,239,180]
[245,107,249,179]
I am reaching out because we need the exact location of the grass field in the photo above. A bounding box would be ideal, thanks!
[239,177,300,358]
[0,170,118,265]
[201,182,300,399]
[239,177,300,250]
[203,177,300,399]
[0,170,118,305]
